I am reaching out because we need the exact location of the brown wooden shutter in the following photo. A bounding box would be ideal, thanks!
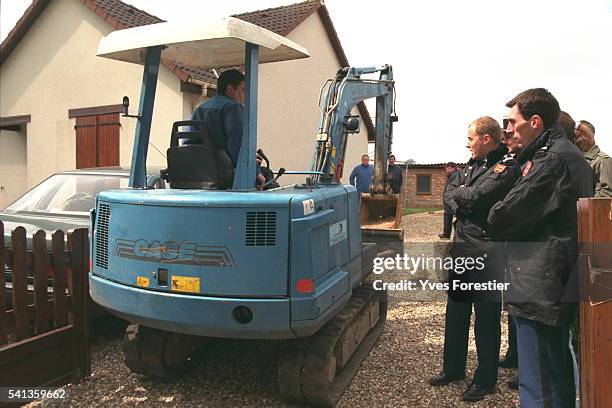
[75,113,120,168]
[96,113,120,167]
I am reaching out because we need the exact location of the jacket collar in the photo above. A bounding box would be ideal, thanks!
[516,123,565,164]
[467,144,508,167]
[214,94,238,103]
[486,144,508,165]
[584,145,601,161]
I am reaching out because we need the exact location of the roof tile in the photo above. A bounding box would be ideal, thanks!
[234,0,321,36]
[82,0,163,28]
[82,1,322,85]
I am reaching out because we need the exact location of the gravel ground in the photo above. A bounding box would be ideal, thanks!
[26,211,519,407]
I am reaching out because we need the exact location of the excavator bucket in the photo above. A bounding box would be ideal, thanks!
[359,193,404,240]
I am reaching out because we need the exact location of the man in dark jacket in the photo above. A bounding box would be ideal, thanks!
[387,155,403,194]
[430,117,521,402]
[488,88,594,408]
[440,162,459,239]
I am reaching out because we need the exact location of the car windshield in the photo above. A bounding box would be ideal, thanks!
[4,174,128,215]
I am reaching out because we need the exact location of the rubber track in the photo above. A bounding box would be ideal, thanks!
[122,325,176,378]
[278,285,388,407]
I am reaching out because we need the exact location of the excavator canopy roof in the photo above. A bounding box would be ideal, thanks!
[97,17,309,68]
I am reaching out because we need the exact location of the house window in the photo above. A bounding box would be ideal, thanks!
[416,175,431,194]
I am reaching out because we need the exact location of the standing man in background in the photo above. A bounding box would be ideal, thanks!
[387,154,404,194]
[350,154,374,194]
[439,162,459,239]
[573,120,612,197]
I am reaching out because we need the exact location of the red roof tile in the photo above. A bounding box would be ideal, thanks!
[81,0,163,28]
[234,0,321,36]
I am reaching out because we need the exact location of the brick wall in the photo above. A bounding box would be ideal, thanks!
[402,166,448,208]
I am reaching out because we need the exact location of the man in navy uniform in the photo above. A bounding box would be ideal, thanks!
[488,88,594,407]
[431,116,521,402]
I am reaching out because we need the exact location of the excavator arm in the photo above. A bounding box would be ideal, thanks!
[311,65,397,190]
[312,65,403,239]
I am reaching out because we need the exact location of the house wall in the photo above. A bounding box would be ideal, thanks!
[403,167,447,208]
[0,129,27,210]
[257,12,368,185]
[1,2,370,200]
[0,0,184,197]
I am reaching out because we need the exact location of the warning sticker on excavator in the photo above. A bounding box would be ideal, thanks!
[303,199,315,215]
[171,276,200,293]
[329,219,348,246]
[136,276,149,288]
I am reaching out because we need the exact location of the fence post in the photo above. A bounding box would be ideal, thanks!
[33,230,50,334]
[0,221,6,346]
[578,198,612,408]
[11,226,28,341]
[69,228,90,379]
[52,230,68,327]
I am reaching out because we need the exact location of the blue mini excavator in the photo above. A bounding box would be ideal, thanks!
[89,17,398,407]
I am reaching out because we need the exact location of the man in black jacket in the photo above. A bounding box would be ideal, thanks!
[387,154,404,194]
[430,117,521,402]
[488,88,594,408]
[439,162,459,239]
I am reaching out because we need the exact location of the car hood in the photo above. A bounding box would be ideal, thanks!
[1,212,90,249]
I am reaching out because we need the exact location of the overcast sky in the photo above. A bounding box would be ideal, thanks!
[2,0,611,163]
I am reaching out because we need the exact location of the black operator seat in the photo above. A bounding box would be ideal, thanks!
[163,120,234,189]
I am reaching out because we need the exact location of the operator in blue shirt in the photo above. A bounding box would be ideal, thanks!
[190,69,245,166]
[190,69,264,188]
[349,154,374,194]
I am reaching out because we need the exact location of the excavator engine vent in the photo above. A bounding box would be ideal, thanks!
[245,211,277,246]
[95,203,111,269]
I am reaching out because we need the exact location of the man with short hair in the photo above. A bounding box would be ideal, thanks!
[431,116,521,402]
[488,88,594,407]
[349,154,374,194]
[558,111,577,141]
[574,120,612,197]
[439,162,459,239]
[190,69,246,166]
[387,154,403,194]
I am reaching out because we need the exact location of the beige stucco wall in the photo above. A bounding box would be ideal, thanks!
[257,12,368,185]
[0,0,185,191]
[1,2,368,194]
[0,129,27,210]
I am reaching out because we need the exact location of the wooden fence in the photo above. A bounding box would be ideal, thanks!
[0,221,90,387]
[578,198,612,408]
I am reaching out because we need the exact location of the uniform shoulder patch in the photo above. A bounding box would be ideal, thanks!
[493,163,507,173]
[522,160,533,176]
